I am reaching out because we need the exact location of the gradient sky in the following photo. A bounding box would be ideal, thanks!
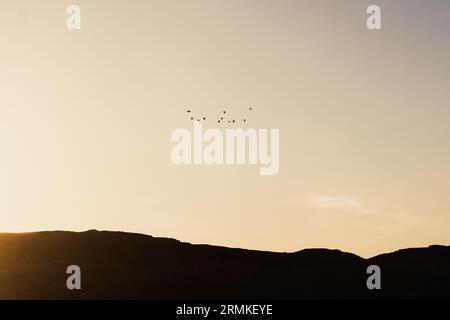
[1,0,449,257]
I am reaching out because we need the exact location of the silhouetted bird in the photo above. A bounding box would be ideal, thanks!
[221,117,223,120]
[187,110,191,113]
[218,120,221,123]
[203,117,206,120]
[243,119,246,122]
[232,120,235,123]
[223,110,226,114]
[250,107,253,111]
[190,117,194,120]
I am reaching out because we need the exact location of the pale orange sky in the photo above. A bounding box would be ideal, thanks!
[0,0,449,257]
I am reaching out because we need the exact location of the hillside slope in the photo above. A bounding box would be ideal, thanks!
[0,230,448,299]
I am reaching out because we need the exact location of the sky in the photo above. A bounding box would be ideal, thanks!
[0,0,449,257]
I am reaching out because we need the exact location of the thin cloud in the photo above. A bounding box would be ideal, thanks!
[304,195,372,214]
[310,196,360,209]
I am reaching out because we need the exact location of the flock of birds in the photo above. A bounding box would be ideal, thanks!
[186,107,254,124]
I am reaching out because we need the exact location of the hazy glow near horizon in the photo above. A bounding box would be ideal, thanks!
[1,0,449,257]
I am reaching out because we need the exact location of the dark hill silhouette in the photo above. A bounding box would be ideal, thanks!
[0,230,448,299]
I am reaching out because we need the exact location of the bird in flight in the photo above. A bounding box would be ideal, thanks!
[185,106,255,124]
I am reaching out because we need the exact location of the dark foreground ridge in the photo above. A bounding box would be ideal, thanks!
[0,230,448,299]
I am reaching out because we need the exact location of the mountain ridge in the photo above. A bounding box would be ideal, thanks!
[0,230,448,299]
